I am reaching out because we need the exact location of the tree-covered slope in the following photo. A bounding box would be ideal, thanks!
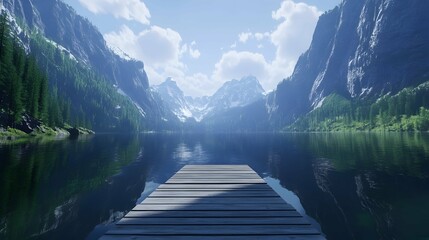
[1,12,49,128]
[0,10,142,132]
[288,81,429,132]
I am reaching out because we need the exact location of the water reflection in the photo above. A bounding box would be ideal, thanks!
[0,133,428,240]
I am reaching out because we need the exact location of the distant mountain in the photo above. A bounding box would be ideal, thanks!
[209,0,429,132]
[1,0,166,131]
[151,78,193,123]
[204,76,265,119]
[152,76,265,124]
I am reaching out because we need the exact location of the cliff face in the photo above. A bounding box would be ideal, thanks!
[2,0,163,124]
[270,0,429,126]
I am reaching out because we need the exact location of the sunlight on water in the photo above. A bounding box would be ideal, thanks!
[173,142,210,164]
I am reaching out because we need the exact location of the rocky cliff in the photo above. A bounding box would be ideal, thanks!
[269,0,429,127]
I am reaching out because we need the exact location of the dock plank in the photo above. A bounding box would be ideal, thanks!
[142,197,287,204]
[132,203,294,211]
[117,217,311,225]
[101,235,326,240]
[102,165,325,239]
[124,210,303,218]
[166,179,266,184]
[106,225,320,235]
[149,190,279,197]
[157,183,271,190]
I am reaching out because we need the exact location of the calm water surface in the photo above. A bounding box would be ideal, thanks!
[1,133,429,240]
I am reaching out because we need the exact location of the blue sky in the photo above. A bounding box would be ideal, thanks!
[63,0,341,97]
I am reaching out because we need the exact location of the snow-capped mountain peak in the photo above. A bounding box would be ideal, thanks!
[151,78,193,122]
[151,76,266,123]
[207,75,265,112]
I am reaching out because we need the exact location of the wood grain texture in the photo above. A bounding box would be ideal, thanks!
[100,235,327,240]
[117,217,311,225]
[141,197,287,204]
[125,210,303,218]
[101,165,325,239]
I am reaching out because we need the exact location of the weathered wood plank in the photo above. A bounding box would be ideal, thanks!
[132,203,294,211]
[166,179,266,184]
[171,176,261,179]
[149,191,279,197]
[177,171,256,174]
[117,217,311,225]
[183,164,251,168]
[101,235,326,240]
[172,174,261,178]
[105,225,320,235]
[142,197,286,204]
[157,183,271,190]
[181,166,253,171]
[125,210,303,218]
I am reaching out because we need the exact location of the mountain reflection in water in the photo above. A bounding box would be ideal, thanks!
[0,133,428,240]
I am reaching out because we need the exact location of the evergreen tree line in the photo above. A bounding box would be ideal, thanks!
[0,12,48,126]
[288,81,429,132]
[29,33,142,131]
[0,11,142,132]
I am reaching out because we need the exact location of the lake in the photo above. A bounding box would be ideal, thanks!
[1,133,429,240]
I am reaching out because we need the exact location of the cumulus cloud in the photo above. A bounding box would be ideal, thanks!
[189,41,201,59]
[213,51,270,84]
[215,0,321,93]
[79,0,151,25]
[105,25,206,96]
[103,0,321,97]
[254,32,270,41]
[104,25,183,68]
[271,0,321,69]
[237,32,269,44]
[238,32,252,43]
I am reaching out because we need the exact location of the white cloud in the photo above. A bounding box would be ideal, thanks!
[189,41,201,59]
[180,44,188,56]
[254,32,270,41]
[103,0,321,97]
[238,32,252,43]
[105,25,208,96]
[213,51,270,85]
[214,0,321,93]
[79,0,150,25]
[271,0,321,71]
[104,25,183,69]
[180,73,217,97]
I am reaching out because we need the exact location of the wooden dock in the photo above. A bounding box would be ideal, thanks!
[101,165,325,239]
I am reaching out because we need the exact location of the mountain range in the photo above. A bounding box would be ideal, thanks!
[208,0,429,131]
[151,76,265,123]
[2,0,428,132]
[1,0,166,131]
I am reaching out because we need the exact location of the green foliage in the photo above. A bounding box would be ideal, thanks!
[29,33,142,132]
[0,11,142,132]
[287,82,429,132]
[0,11,48,126]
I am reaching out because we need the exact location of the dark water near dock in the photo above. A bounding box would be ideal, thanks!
[1,133,429,240]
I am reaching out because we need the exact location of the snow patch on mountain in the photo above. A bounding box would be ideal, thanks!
[151,78,194,122]
[151,76,265,122]
[44,38,78,62]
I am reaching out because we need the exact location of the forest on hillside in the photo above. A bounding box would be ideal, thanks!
[288,82,429,132]
[0,11,142,134]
